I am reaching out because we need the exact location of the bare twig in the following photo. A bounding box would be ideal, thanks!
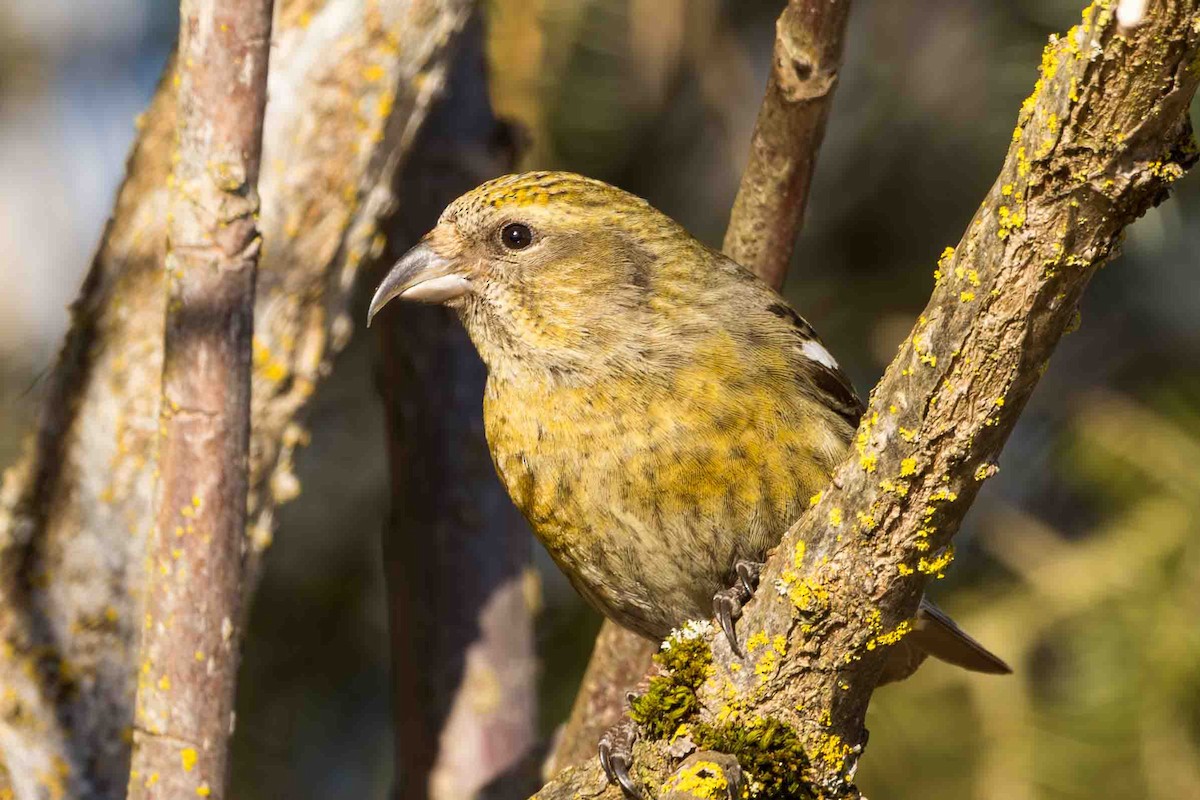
[545,0,855,775]
[126,1,274,797]
[723,0,853,290]
[535,1,1200,796]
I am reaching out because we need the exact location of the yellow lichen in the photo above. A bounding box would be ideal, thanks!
[918,547,955,578]
[745,632,771,653]
[659,759,729,798]
[775,569,830,614]
[813,732,854,773]
[754,649,778,681]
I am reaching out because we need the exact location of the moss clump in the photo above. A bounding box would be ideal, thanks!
[630,627,821,799]
[692,718,816,800]
[629,630,713,739]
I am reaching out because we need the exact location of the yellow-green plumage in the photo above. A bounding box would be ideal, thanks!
[449,172,858,638]
[369,171,1009,678]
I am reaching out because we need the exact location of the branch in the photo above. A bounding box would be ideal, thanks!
[544,2,854,774]
[534,1,1200,796]
[722,0,853,290]
[542,622,657,778]
[0,1,475,796]
[126,0,274,797]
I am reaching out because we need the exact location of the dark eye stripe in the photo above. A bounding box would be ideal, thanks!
[501,223,533,250]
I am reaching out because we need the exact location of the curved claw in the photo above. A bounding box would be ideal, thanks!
[735,559,762,598]
[599,721,643,799]
[608,752,643,799]
[713,590,744,658]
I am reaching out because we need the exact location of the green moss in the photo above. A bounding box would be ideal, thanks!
[693,718,816,800]
[629,628,823,799]
[629,633,712,739]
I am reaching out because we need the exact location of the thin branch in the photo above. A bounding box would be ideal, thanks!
[723,0,853,290]
[534,1,1200,796]
[127,1,274,797]
[544,2,855,772]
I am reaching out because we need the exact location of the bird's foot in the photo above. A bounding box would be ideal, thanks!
[713,559,764,658]
[599,716,642,799]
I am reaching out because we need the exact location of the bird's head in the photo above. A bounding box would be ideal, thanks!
[368,171,696,380]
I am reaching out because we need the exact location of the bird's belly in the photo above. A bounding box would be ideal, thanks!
[543,500,737,640]
[484,380,829,641]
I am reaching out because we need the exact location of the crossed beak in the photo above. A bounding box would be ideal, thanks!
[366,241,471,327]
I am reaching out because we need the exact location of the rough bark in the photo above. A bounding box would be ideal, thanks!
[125,1,274,798]
[0,1,475,797]
[541,624,655,780]
[544,1,855,776]
[534,1,1200,797]
[375,13,539,799]
[722,0,853,289]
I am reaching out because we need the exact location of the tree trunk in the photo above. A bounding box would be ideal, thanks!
[0,1,475,797]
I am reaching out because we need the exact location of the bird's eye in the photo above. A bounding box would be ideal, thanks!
[500,222,533,250]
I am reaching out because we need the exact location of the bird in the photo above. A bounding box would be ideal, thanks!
[368,171,1009,794]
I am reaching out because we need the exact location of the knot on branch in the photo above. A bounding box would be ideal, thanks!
[773,8,840,103]
[774,53,838,104]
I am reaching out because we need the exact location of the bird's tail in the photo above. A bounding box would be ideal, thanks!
[878,597,1011,685]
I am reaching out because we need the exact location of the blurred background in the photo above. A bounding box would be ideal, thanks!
[2,0,1198,798]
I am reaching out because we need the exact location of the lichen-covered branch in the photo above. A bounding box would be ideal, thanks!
[722,0,853,290]
[534,2,1200,797]
[544,3,855,775]
[0,1,474,797]
[125,1,274,797]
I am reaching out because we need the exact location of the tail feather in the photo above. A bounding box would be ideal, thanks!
[878,597,1011,685]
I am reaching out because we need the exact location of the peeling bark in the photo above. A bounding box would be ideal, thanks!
[0,1,475,797]
[534,1,1200,797]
